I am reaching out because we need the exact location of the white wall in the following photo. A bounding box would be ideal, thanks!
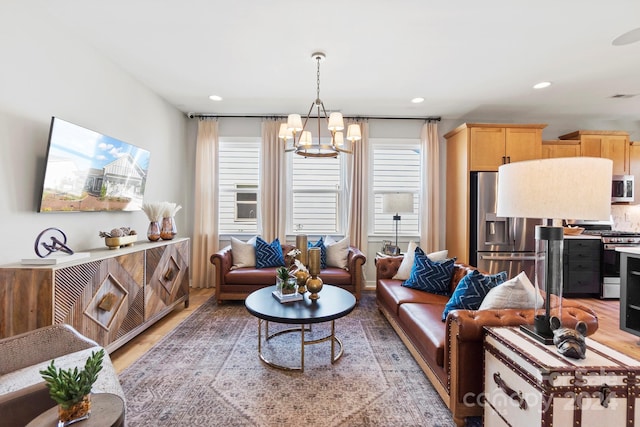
[0,4,189,264]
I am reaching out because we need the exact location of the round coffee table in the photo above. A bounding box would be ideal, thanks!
[245,284,356,371]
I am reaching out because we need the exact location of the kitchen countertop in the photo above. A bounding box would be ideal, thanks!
[563,234,601,240]
[616,247,640,254]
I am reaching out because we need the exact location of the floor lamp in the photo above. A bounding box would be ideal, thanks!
[382,192,414,253]
[496,157,612,343]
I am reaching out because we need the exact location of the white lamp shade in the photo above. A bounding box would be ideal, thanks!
[382,193,414,214]
[496,157,612,221]
[347,124,362,141]
[300,131,312,146]
[278,123,292,140]
[287,114,303,132]
[328,112,344,131]
[334,132,344,147]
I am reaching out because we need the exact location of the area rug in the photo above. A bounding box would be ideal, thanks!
[119,292,456,426]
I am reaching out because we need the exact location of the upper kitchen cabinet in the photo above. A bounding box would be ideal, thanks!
[559,130,630,175]
[541,140,581,159]
[445,123,546,172]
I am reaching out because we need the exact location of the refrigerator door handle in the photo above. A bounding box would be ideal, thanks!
[479,254,537,261]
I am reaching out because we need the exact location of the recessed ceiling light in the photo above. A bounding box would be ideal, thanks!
[533,81,552,89]
[613,27,640,46]
[411,97,425,104]
[209,95,223,101]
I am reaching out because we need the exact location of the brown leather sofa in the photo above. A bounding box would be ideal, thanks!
[375,256,599,426]
[211,243,366,303]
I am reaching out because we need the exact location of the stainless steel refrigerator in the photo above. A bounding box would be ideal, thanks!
[469,172,542,279]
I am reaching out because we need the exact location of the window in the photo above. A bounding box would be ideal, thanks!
[370,139,420,236]
[219,138,260,234]
[288,154,345,235]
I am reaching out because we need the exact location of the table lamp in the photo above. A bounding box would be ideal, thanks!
[496,157,612,343]
[382,192,414,252]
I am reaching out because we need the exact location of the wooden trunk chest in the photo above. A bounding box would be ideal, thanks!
[484,327,640,427]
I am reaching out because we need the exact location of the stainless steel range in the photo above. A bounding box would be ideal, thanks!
[583,229,640,298]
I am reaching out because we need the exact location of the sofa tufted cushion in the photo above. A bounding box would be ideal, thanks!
[402,247,456,295]
[441,270,507,320]
[255,237,285,269]
[393,241,448,280]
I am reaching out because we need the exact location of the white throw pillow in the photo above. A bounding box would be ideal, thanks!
[324,235,350,269]
[230,236,257,269]
[479,271,543,310]
[392,241,448,280]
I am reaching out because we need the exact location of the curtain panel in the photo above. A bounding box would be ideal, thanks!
[259,120,287,242]
[420,121,441,252]
[192,118,219,288]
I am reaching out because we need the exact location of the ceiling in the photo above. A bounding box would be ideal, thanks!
[33,1,640,123]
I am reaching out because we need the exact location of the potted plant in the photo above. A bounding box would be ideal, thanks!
[276,266,296,295]
[39,349,105,423]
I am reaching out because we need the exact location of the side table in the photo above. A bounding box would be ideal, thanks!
[27,393,125,427]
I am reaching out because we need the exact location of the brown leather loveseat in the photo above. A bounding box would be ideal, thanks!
[375,256,599,426]
[211,243,366,303]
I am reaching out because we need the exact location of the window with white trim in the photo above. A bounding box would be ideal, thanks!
[288,154,345,235]
[370,139,420,236]
[219,138,260,234]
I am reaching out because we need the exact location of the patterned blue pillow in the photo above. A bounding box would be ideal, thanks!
[441,269,508,321]
[255,237,285,269]
[308,238,327,269]
[402,247,456,295]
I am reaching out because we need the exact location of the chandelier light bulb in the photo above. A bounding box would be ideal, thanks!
[334,132,344,147]
[278,123,292,140]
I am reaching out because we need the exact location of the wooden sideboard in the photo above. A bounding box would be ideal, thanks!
[0,238,190,352]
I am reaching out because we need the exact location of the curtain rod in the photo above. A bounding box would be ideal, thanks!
[188,113,441,122]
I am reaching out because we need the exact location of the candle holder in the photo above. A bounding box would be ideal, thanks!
[306,247,323,300]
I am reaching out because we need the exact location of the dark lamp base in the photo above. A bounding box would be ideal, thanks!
[520,322,554,345]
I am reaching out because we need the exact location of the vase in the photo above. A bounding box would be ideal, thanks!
[147,221,161,241]
[295,270,309,293]
[58,394,91,423]
[160,217,176,240]
[306,275,323,300]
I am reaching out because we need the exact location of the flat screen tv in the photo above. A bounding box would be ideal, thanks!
[38,117,151,212]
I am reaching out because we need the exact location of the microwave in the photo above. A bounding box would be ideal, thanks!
[612,175,634,202]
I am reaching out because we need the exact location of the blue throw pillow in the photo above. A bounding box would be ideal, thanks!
[441,269,508,321]
[308,238,327,269]
[255,237,285,269]
[402,247,456,295]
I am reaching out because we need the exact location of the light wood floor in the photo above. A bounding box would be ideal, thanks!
[109,290,640,374]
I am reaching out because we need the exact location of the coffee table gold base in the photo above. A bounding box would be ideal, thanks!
[257,319,344,372]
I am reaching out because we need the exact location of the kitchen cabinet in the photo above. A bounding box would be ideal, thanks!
[562,237,601,297]
[467,124,544,171]
[541,140,581,158]
[559,130,630,175]
[444,122,546,264]
[0,238,190,352]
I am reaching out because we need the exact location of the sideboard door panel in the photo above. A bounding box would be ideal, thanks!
[55,253,144,347]
[145,240,190,320]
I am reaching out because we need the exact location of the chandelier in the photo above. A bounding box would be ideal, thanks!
[279,52,361,158]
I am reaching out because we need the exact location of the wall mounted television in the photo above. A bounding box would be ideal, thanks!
[38,117,151,212]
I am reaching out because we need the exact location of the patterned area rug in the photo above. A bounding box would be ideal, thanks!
[119,292,456,426]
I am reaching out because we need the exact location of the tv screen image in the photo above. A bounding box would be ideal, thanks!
[39,117,151,212]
